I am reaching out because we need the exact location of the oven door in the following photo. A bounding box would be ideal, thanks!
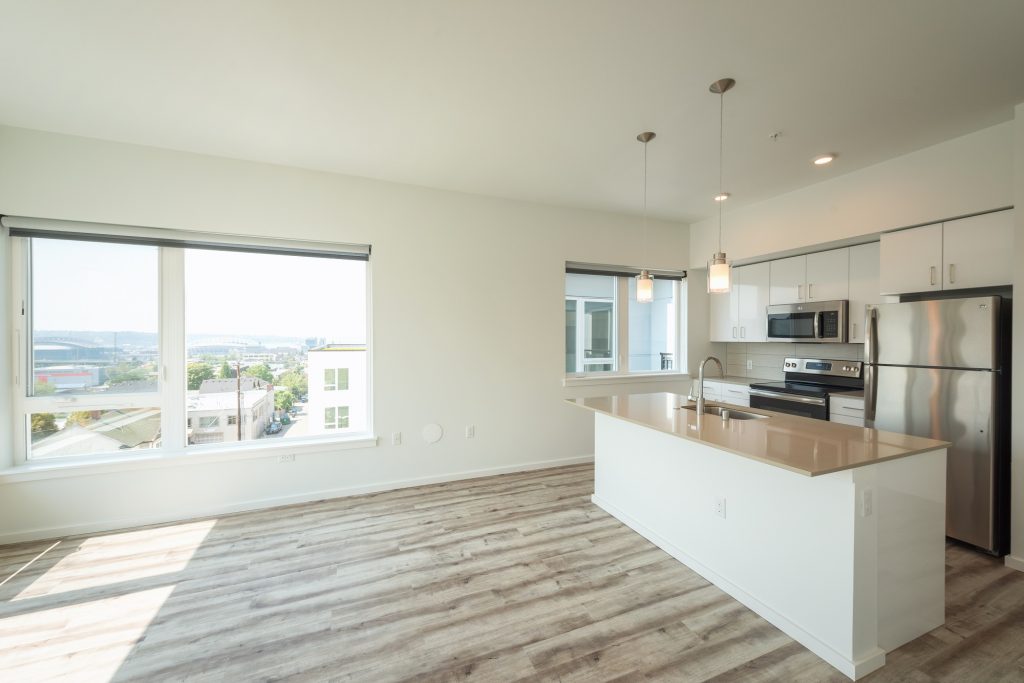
[749,389,828,420]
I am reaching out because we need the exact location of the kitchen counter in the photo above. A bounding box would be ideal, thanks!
[569,392,947,476]
[575,391,948,679]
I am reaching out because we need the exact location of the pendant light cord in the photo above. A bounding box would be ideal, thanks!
[643,137,649,263]
[718,88,724,254]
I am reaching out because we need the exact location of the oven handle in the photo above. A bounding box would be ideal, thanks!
[748,389,827,406]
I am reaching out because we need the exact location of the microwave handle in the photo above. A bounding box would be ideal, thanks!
[813,311,821,339]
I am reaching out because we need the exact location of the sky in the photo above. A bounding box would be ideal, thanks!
[32,239,367,342]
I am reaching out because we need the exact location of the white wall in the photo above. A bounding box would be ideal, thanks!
[1010,104,1024,572]
[689,122,1014,267]
[0,125,690,543]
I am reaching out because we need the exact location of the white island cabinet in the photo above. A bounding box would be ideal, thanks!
[570,393,949,681]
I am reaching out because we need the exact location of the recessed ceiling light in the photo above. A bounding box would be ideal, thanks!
[714,192,730,202]
[813,154,837,166]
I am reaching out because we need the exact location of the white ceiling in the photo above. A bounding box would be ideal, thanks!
[1,1,1023,223]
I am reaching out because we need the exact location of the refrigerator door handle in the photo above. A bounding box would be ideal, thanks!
[863,307,878,426]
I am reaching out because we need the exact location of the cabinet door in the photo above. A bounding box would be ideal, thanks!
[769,255,807,304]
[708,290,734,342]
[806,248,849,301]
[879,224,943,295]
[848,242,881,343]
[736,262,770,342]
[942,210,1014,290]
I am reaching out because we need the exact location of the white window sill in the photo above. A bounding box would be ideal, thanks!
[0,434,379,483]
[563,372,691,388]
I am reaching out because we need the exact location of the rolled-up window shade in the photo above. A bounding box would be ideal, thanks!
[565,261,685,280]
[1,216,370,260]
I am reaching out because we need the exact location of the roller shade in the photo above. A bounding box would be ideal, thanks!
[1,216,371,260]
[565,261,685,280]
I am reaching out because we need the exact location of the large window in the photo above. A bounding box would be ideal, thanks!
[7,217,371,463]
[565,267,684,377]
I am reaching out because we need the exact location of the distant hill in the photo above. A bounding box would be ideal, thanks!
[37,331,309,349]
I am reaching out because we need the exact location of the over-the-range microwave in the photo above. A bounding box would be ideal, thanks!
[766,300,849,343]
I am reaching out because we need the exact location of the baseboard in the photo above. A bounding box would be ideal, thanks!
[1006,554,1024,573]
[591,493,886,681]
[0,455,595,546]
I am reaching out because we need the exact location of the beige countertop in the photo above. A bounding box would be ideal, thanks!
[569,392,948,477]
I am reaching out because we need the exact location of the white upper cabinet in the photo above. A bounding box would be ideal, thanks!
[879,223,944,295]
[880,210,1013,295]
[805,248,849,301]
[847,242,881,344]
[942,211,1014,290]
[769,255,807,305]
[708,264,770,342]
[770,249,849,304]
[736,262,770,342]
[709,274,734,342]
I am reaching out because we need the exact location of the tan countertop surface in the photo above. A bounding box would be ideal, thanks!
[569,392,949,477]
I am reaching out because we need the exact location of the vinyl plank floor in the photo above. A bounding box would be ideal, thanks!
[0,463,1022,681]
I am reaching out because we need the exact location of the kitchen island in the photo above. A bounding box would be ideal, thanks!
[569,392,950,681]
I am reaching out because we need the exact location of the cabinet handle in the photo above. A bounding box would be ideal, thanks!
[797,284,803,300]
[808,283,814,299]
[852,322,857,339]
[949,263,955,284]
[930,266,936,286]
[740,326,746,338]
[732,326,738,339]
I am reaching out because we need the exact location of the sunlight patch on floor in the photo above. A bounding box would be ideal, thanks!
[0,584,175,681]
[14,520,214,601]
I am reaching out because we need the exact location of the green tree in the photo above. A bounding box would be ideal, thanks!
[219,361,236,379]
[187,362,215,390]
[31,412,57,434]
[278,369,308,398]
[243,363,273,383]
[107,362,149,385]
[34,380,56,396]
[67,411,96,426]
[274,389,294,412]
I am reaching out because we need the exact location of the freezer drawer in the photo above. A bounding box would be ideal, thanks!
[871,366,995,550]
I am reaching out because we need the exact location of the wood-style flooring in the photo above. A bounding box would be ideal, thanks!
[1,463,1023,681]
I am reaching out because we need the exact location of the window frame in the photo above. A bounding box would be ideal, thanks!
[8,229,374,467]
[564,272,685,379]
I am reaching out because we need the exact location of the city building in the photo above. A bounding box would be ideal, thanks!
[186,377,275,445]
[306,344,367,435]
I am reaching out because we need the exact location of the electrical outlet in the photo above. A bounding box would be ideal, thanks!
[392,432,402,446]
[746,359,753,371]
[859,490,874,517]
[465,425,475,438]
[278,453,295,463]
[714,497,727,519]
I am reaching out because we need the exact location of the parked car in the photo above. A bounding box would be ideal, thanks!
[265,421,283,435]
[280,415,291,425]
[288,406,299,415]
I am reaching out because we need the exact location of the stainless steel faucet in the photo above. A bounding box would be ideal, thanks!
[696,356,724,415]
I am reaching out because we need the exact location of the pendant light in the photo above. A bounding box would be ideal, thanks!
[707,77,735,294]
[636,131,656,303]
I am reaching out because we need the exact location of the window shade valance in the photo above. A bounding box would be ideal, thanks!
[1,216,371,261]
[565,261,685,280]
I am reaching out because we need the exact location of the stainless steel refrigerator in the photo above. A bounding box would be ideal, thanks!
[864,295,1010,554]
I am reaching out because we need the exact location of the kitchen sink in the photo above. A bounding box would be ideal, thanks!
[680,405,769,421]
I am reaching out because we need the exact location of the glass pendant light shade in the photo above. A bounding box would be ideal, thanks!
[636,270,654,303]
[707,253,731,293]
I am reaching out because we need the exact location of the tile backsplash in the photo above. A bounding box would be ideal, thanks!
[723,343,864,381]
